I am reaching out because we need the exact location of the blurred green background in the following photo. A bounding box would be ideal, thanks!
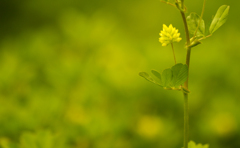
[0,0,239,148]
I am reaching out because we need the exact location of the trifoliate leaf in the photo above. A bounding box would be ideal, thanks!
[139,64,188,90]
[187,13,205,37]
[209,5,230,34]
[151,70,162,84]
[161,68,173,87]
[171,63,188,87]
[139,72,162,86]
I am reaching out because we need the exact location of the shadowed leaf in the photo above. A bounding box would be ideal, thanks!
[187,13,205,37]
[151,70,162,84]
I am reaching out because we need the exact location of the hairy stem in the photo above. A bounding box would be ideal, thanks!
[171,43,177,64]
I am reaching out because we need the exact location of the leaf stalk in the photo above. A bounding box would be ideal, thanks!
[171,43,177,64]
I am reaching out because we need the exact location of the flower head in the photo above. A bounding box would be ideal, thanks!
[159,24,182,46]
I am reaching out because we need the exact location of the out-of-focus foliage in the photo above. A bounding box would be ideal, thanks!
[188,141,209,148]
[0,0,239,148]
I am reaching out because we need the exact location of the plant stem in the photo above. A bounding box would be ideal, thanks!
[171,43,177,64]
[181,0,184,10]
[183,92,189,148]
[159,0,215,147]
[180,8,191,148]
[180,12,190,46]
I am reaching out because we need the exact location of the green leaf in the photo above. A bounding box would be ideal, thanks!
[151,70,162,84]
[187,13,205,37]
[209,5,230,34]
[188,141,209,148]
[171,63,188,87]
[139,72,162,86]
[161,68,173,87]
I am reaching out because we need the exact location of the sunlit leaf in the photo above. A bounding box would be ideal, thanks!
[187,13,205,37]
[209,5,230,34]
[161,68,173,87]
[171,63,188,87]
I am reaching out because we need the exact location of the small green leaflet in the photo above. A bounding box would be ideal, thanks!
[151,70,162,84]
[186,13,205,37]
[139,72,162,86]
[209,5,230,34]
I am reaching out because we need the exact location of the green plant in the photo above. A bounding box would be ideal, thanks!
[139,0,230,148]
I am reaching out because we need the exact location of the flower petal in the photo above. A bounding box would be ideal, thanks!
[159,24,182,46]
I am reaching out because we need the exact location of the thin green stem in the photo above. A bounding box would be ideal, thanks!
[194,0,206,37]
[171,43,177,64]
[199,34,212,41]
[180,11,191,88]
[183,93,189,148]
[162,1,192,148]
[180,11,191,87]
[180,12,190,45]
[180,7,191,148]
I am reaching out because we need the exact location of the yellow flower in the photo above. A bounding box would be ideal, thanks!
[159,24,182,46]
